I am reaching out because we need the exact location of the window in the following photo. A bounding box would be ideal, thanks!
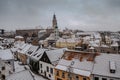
[113,47,116,51]
[40,64,42,68]
[33,53,37,56]
[2,66,5,70]
[102,78,107,80]
[76,76,79,80]
[94,77,99,80]
[68,73,70,78]
[47,66,49,72]
[68,73,72,80]
[56,71,59,76]
[50,68,53,74]
[2,74,5,80]
[8,61,10,64]
[62,72,65,78]
[57,78,62,80]
[49,74,51,77]
[41,70,43,73]
[37,54,41,57]
[83,77,87,80]
[28,51,33,55]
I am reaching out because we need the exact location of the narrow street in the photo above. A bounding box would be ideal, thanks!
[14,61,47,80]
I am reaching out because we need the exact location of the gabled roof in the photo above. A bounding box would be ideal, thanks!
[18,44,32,54]
[92,53,120,78]
[57,58,94,72]
[30,48,48,61]
[55,59,92,77]
[45,48,67,65]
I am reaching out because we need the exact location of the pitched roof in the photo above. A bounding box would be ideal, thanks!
[45,48,67,65]
[55,59,92,77]
[26,45,39,56]
[0,49,14,60]
[31,48,48,61]
[57,58,94,72]
[18,44,32,54]
[92,53,120,78]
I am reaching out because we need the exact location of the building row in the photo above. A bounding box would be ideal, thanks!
[11,41,120,80]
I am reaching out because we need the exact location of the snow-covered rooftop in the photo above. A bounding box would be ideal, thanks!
[46,33,55,40]
[89,41,99,47]
[58,58,94,72]
[55,62,91,77]
[13,41,25,50]
[46,48,67,65]
[18,44,32,54]
[26,45,39,56]
[15,36,24,39]
[31,48,48,61]
[0,49,14,60]
[92,53,120,78]
[93,33,101,39]
[111,42,119,47]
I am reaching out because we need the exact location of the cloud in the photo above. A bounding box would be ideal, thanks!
[0,0,120,31]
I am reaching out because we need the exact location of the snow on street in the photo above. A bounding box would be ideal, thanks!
[12,61,48,80]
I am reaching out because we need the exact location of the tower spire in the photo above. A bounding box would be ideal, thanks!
[52,13,57,29]
[52,13,59,40]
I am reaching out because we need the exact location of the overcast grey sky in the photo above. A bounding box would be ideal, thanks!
[0,0,120,31]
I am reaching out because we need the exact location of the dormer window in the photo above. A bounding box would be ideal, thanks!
[37,54,41,57]
[28,51,33,55]
[109,61,116,73]
[33,53,37,56]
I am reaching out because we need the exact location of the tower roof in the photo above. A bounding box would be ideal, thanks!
[52,13,57,28]
[53,13,56,20]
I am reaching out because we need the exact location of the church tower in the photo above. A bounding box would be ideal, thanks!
[52,14,57,29]
[52,14,59,40]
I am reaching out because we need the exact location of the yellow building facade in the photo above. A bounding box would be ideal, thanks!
[56,38,81,49]
[54,69,91,80]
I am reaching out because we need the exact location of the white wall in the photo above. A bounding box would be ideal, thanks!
[39,61,54,80]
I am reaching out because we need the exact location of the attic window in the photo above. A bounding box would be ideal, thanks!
[28,51,33,55]
[109,61,116,73]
